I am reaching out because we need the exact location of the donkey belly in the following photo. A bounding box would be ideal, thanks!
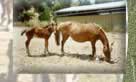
[70,32,95,42]
[34,32,49,38]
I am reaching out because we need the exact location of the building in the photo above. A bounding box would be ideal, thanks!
[55,1,126,32]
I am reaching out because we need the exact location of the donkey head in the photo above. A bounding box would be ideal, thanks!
[49,20,60,46]
[104,41,114,64]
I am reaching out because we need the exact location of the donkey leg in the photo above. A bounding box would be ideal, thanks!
[44,39,49,56]
[61,34,69,56]
[103,46,113,63]
[25,38,32,57]
[90,41,96,60]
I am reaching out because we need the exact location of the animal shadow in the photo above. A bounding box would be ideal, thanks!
[28,52,116,64]
[28,52,95,61]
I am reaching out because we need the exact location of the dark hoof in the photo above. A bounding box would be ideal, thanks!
[89,55,94,57]
[106,60,115,64]
[89,55,95,60]
[99,57,105,61]
[60,52,65,57]
[41,54,47,57]
[90,57,96,60]
[43,52,50,56]
[60,54,64,57]
[28,55,32,57]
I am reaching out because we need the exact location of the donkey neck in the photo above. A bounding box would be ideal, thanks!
[99,29,110,49]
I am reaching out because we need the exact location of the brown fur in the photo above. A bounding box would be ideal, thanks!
[21,24,55,56]
[55,21,113,63]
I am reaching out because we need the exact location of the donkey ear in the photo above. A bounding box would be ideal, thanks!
[51,23,54,26]
[110,41,114,52]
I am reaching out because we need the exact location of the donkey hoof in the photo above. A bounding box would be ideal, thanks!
[107,60,114,64]
[28,55,32,57]
[105,59,114,64]
[41,54,46,57]
[43,52,50,56]
[89,55,95,60]
[60,52,65,57]
[60,54,64,57]
[40,53,46,56]
[60,53,64,57]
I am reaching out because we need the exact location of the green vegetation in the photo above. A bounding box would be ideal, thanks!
[123,0,136,82]
[14,0,123,27]
[14,0,73,27]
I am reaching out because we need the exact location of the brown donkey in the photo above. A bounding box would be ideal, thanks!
[21,24,55,57]
[55,21,114,63]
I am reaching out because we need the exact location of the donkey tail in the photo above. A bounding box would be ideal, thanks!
[55,30,60,46]
[21,29,27,36]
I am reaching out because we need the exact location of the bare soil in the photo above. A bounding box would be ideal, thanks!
[14,27,126,73]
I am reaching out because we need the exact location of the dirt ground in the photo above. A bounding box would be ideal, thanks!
[0,32,11,74]
[14,27,126,73]
[0,31,124,82]
[17,74,124,82]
